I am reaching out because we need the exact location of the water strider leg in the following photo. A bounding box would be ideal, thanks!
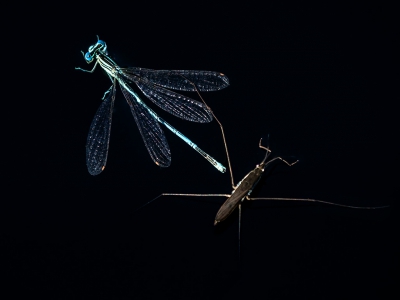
[134,193,231,213]
[264,156,299,167]
[238,203,242,260]
[246,197,390,209]
[181,75,235,189]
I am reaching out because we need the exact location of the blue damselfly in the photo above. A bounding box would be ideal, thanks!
[76,36,229,175]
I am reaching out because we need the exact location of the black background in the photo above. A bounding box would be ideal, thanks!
[1,2,396,299]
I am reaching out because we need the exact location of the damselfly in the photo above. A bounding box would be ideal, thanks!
[76,36,229,175]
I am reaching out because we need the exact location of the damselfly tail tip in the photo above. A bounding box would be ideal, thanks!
[220,167,226,173]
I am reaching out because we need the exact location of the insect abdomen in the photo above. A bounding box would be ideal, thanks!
[214,169,262,225]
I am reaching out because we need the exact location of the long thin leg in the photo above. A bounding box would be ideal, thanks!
[259,138,271,153]
[75,61,99,73]
[135,193,230,212]
[102,85,114,100]
[264,156,299,167]
[247,197,389,209]
[202,104,234,188]
[181,76,235,188]
[238,203,241,260]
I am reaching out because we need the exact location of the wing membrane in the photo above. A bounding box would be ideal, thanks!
[119,80,171,167]
[122,67,229,92]
[122,72,213,123]
[86,84,116,175]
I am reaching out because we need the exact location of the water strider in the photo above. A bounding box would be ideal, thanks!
[76,36,229,175]
[138,116,389,254]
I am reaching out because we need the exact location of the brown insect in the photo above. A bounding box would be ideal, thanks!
[135,79,389,252]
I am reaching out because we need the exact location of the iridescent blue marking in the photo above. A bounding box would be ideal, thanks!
[76,36,229,175]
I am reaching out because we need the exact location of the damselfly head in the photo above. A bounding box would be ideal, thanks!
[83,40,108,64]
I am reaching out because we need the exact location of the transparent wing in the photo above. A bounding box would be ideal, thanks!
[122,67,229,92]
[119,80,171,167]
[121,72,213,123]
[86,84,116,175]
